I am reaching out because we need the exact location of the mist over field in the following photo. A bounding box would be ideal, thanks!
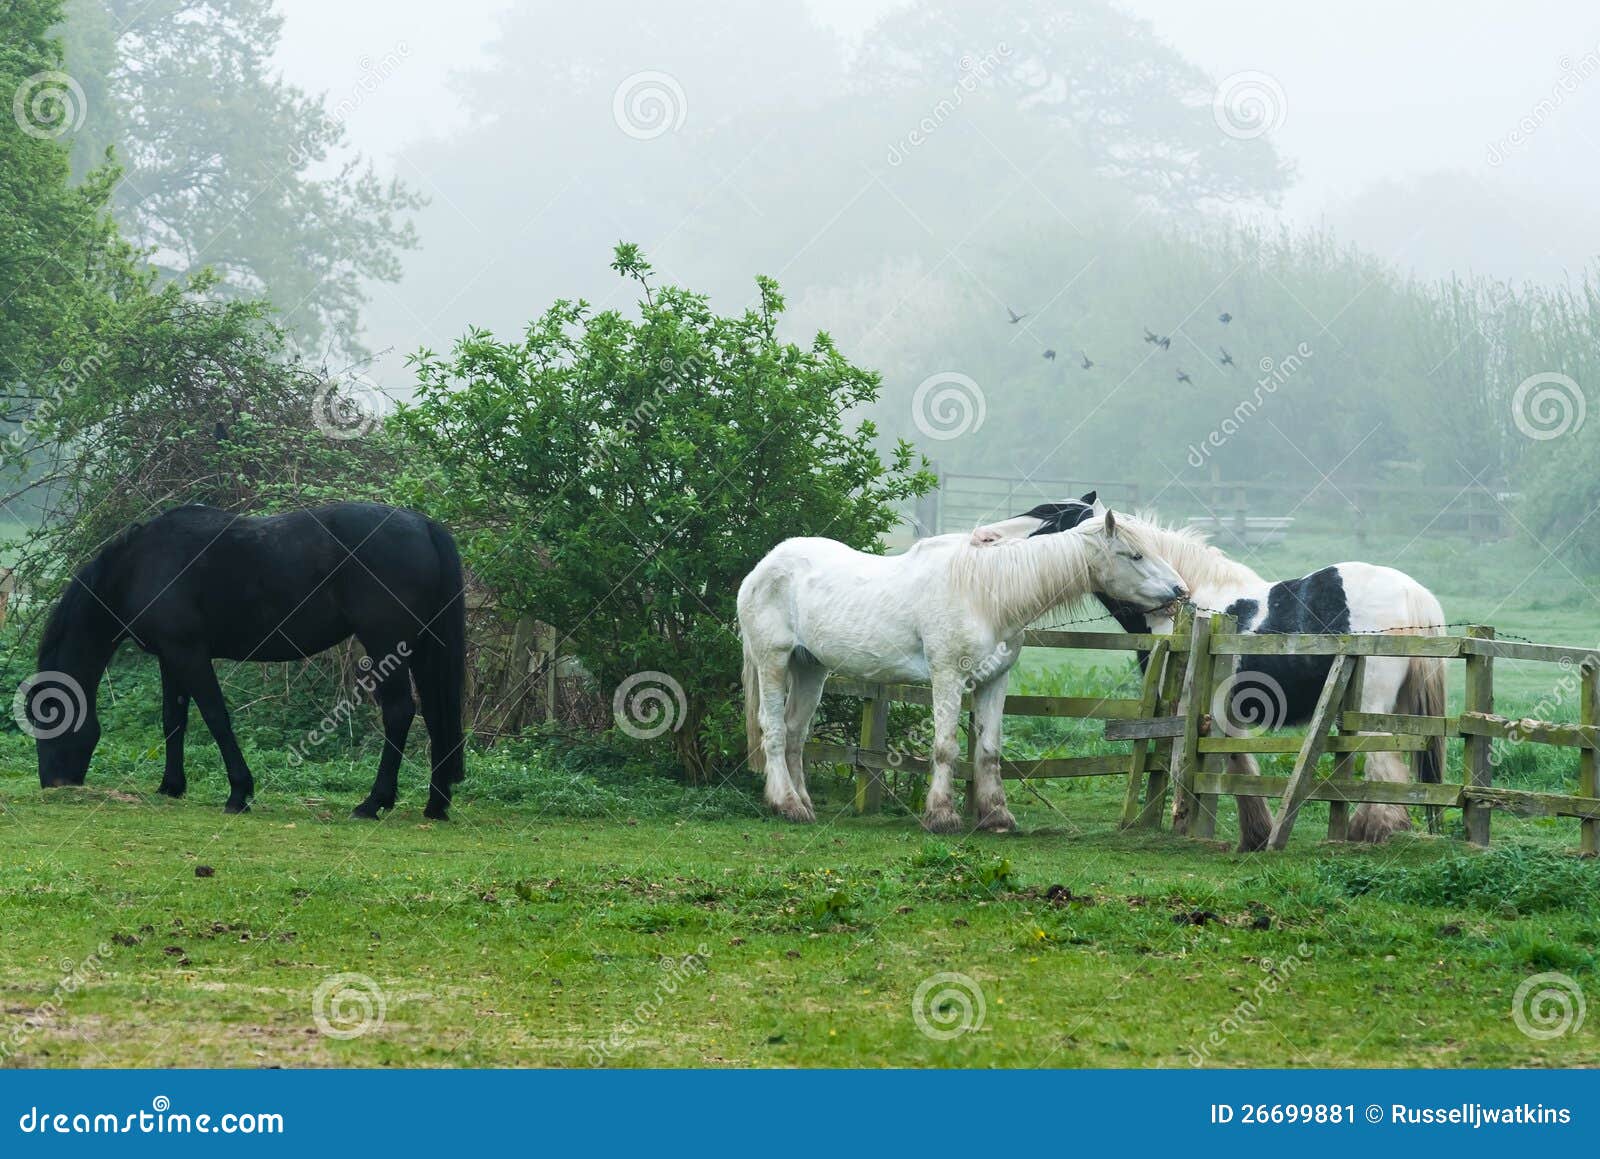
[228,0,1600,552]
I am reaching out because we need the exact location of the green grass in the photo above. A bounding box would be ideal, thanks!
[1,756,1596,1068]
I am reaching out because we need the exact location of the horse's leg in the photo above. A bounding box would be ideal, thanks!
[783,660,827,815]
[351,656,415,820]
[1348,658,1413,842]
[155,654,190,799]
[166,651,254,814]
[1231,752,1272,852]
[411,661,454,822]
[921,676,965,834]
[756,654,811,822]
[970,677,1015,832]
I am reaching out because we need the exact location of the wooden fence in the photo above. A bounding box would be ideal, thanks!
[926,472,1511,543]
[805,609,1600,854]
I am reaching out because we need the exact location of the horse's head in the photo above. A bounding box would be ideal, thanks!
[969,491,1097,546]
[29,574,113,788]
[25,672,101,788]
[1080,510,1187,615]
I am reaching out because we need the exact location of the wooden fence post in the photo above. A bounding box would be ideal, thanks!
[541,626,559,723]
[1582,660,1598,857]
[1173,612,1216,838]
[1462,625,1496,847]
[1267,654,1354,851]
[1137,606,1191,828]
[1191,613,1237,840]
[1120,639,1172,827]
[1326,656,1366,842]
[853,691,889,815]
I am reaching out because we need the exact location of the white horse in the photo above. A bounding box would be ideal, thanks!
[972,504,1447,849]
[737,512,1187,832]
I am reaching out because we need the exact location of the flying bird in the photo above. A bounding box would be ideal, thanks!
[1176,369,1192,385]
[1042,349,1056,361]
[1219,347,1234,367]
[1080,351,1094,370]
[1007,306,1028,324]
[1218,312,1232,324]
[1142,327,1159,344]
[1157,335,1171,351]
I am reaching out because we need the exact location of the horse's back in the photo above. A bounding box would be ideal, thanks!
[120,503,450,659]
[738,535,948,683]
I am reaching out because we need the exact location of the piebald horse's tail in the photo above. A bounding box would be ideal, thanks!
[1396,582,1448,832]
[742,634,765,773]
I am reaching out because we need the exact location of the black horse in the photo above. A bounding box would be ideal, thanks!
[25,503,467,819]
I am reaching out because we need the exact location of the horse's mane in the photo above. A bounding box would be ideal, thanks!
[1115,511,1265,592]
[36,524,142,666]
[948,515,1171,626]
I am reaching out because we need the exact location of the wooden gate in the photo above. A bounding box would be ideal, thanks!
[807,609,1600,854]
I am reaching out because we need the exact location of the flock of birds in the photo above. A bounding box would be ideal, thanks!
[1017,305,1236,386]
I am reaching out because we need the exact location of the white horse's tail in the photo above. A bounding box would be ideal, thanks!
[1396,581,1448,831]
[743,634,765,773]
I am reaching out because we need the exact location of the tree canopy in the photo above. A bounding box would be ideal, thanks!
[62,0,423,356]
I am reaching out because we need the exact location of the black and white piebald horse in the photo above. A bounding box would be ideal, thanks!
[973,501,1446,850]
[969,491,1099,545]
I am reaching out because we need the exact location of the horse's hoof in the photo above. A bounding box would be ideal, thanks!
[156,781,186,799]
[350,804,383,820]
[768,797,814,824]
[223,801,251,815]
[921,805,965,835]
[976,807,1018,834]
[422,806,450,822]
[1349,803,1411,843]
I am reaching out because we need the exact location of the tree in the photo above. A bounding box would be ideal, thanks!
[396,245,934,781]
[2,274,402,594]
[859,0,1293,212]
[0,0,128,395]
[61,0,423,356]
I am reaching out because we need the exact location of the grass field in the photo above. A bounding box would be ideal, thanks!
[0,527,1596,1069]
[1,771,1596,1068]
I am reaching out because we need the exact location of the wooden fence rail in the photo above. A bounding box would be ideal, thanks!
[804,610,1600,854]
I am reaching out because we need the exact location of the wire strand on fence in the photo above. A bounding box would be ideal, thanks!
[1034,603,1535,644]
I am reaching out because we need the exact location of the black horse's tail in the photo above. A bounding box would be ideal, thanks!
[421,519,468,785]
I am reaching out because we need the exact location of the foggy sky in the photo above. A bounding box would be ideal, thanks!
[269,0,1600,376]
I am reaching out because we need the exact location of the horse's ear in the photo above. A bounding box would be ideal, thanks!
[1105,509,1118,538]
[1080,490,1097,505]
[1091,496,1108,516]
